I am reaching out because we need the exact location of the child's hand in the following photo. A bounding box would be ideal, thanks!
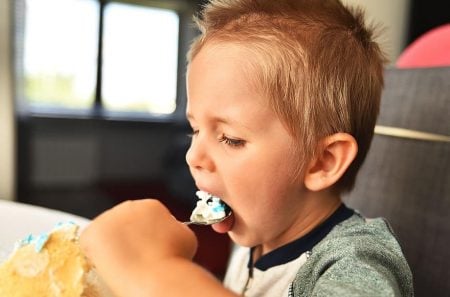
[80,199,198,296]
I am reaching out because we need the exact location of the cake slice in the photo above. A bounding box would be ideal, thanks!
[0,222,113,297]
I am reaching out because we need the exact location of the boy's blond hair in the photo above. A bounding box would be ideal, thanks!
[188,0,386,193]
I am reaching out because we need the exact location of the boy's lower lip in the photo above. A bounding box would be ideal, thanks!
[211,212,234,233]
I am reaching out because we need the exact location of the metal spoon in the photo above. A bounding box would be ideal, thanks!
[183,210,232,226]
[183,191,232,226]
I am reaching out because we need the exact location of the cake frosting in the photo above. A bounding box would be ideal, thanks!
[190,191,230,224]
[0,222,113,297]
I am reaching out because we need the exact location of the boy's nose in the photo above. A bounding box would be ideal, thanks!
[185,138,215,173]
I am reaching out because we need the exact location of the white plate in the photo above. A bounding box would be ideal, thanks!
[0,200,89,262]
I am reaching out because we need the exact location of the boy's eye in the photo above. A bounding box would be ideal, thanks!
[218,134,245,148]
[187,129,199,138]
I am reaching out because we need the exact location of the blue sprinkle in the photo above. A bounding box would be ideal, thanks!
[17,232,50,252]
[55,221,75,228]
[15,221,76,253]
[34,234,50,252]
[19,234,34,246]
[213,205,225,212]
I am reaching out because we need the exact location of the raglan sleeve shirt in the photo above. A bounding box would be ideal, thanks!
[290,215,414,297]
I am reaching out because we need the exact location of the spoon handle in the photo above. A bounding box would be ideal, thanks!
[183,221,209,226]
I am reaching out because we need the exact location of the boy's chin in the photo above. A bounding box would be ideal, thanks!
[211,213,235,233]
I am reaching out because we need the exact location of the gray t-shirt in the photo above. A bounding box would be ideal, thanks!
[224,205,413,297]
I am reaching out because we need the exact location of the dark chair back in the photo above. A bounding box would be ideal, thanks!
[344,67,450,297]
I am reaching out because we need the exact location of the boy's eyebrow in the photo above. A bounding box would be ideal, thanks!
[186,112,231,125]
[186,112,252,132]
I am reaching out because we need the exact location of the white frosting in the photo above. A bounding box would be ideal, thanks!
[13,221,78,254]
[190,191,228,224]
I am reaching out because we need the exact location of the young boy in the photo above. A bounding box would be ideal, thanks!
[80,0,413,296]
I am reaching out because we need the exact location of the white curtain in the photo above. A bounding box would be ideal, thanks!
[0,0,16,201]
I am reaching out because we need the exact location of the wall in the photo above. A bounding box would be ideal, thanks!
[342,0,411,63]
[0,0,16,201]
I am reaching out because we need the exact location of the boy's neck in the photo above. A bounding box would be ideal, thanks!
[255,191,342,259]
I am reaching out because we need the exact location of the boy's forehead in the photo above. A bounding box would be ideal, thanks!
[186,41,283,128]
[186,80,274,135]
[191,41,257,70]
[188,42,264,98]
[188,43,255,91]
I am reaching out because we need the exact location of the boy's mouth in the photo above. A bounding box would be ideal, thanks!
[212,211,235,233]
[207,193,234,233]
[190,190,234,228]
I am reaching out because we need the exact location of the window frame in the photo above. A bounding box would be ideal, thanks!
[14,0,196,123]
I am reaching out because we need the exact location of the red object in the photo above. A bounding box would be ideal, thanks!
[396,24,450,68]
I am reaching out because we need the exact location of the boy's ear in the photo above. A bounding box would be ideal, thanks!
[304,133,358,192]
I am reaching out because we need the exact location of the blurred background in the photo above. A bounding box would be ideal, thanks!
[0,0,449,277]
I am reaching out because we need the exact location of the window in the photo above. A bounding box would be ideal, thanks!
[22,0,99,110]
[17,0,182,117]
[102,3,179,114]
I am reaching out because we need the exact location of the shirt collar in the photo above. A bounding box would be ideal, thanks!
[248,203,354,271]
